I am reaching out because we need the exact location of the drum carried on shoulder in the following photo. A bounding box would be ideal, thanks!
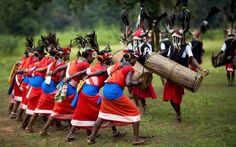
[211,52,225,68]
[232,56,236,68]
[144,53,204,92]
[112,50,153,90]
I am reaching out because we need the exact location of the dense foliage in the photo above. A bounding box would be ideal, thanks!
[0,0,233,36]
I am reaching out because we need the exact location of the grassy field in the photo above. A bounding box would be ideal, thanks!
[0,35,236,147]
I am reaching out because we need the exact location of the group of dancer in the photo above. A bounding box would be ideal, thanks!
[6,0,236,145]
[7,28,209,146]
[7,30,155,145]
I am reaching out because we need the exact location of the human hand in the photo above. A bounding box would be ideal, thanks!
[202,69,209,77]
[84,74,91,80]
[47,71,55,76]
[65,77,71,83]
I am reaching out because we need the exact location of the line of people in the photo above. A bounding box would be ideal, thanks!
[7,31,152,145]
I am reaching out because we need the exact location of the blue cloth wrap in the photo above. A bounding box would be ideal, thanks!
[71,84,101,108]
[29,76,45,88]
[23,76,30,83]
[103,83,123,100]
[82,84,100,96]
[41,80,57,94]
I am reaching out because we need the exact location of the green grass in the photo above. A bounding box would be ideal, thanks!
[0,37,236,147]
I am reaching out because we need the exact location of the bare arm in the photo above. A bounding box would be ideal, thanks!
[86,69,107,78]
[59,70,65,82]
[48,64,67,76]
[125,71,143,87]
[35,66,48,72]
[189,56,209,76]
[65,69,87,82]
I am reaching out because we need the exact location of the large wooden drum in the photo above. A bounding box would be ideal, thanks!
[112,50,152,90]
[144,53,203,92]
[211,52,225,68]
[232,56,236,68]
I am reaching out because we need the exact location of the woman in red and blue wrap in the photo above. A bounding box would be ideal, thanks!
[8,58,26,118]
[19,54,39,110]
[87,50,148,145]
[40,49,94,136]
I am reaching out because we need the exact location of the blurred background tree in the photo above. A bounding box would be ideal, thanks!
[0,0,233,36]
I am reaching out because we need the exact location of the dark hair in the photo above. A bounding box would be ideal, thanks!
[81,49,93,58]
[98,50,109,55]
[96,50,109,61]
[96,55,104,61]
[49,48,58,56]
[123,53,131,61]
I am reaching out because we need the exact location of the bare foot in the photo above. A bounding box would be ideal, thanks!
[176,114,182,123]
[133,138,148,145]
[40,130,48,136]
[66,132,75,142]
[25,127,34,133]
[10,113,17,119]
[21,122,28,129]
[113,131,127,140]
[87,136,96,145]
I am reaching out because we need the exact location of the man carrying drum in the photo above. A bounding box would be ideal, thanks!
[163,28,209,122]
[217,28,235,86]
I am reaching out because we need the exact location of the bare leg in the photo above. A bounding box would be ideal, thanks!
[132,122,148,145]
[25,113,38,132]
[227,72,231,86]
[87,118,103,144]
[231,71,235,86]
[170,101,181,122]
[21,114,31,129]
[170,100,177,112]
[175,104,181,122]
[40,116,54,136]
[133,96,140,107]
[66,126,76,141]
[8,103,14,114]
[111,126,127,139]
[111,126,117,133]
[139,99,147,112]
[10,101,20,119]
[16,108,24,121]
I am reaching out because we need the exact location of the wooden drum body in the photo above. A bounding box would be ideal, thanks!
[144,53,203,92]
[232,56,236,68]
[112,50,152,90]
[211,52,225,68]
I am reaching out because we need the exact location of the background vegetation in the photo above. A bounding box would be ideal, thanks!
[0,0,233,55]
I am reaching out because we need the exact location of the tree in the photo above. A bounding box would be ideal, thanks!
[0,0,42,35]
